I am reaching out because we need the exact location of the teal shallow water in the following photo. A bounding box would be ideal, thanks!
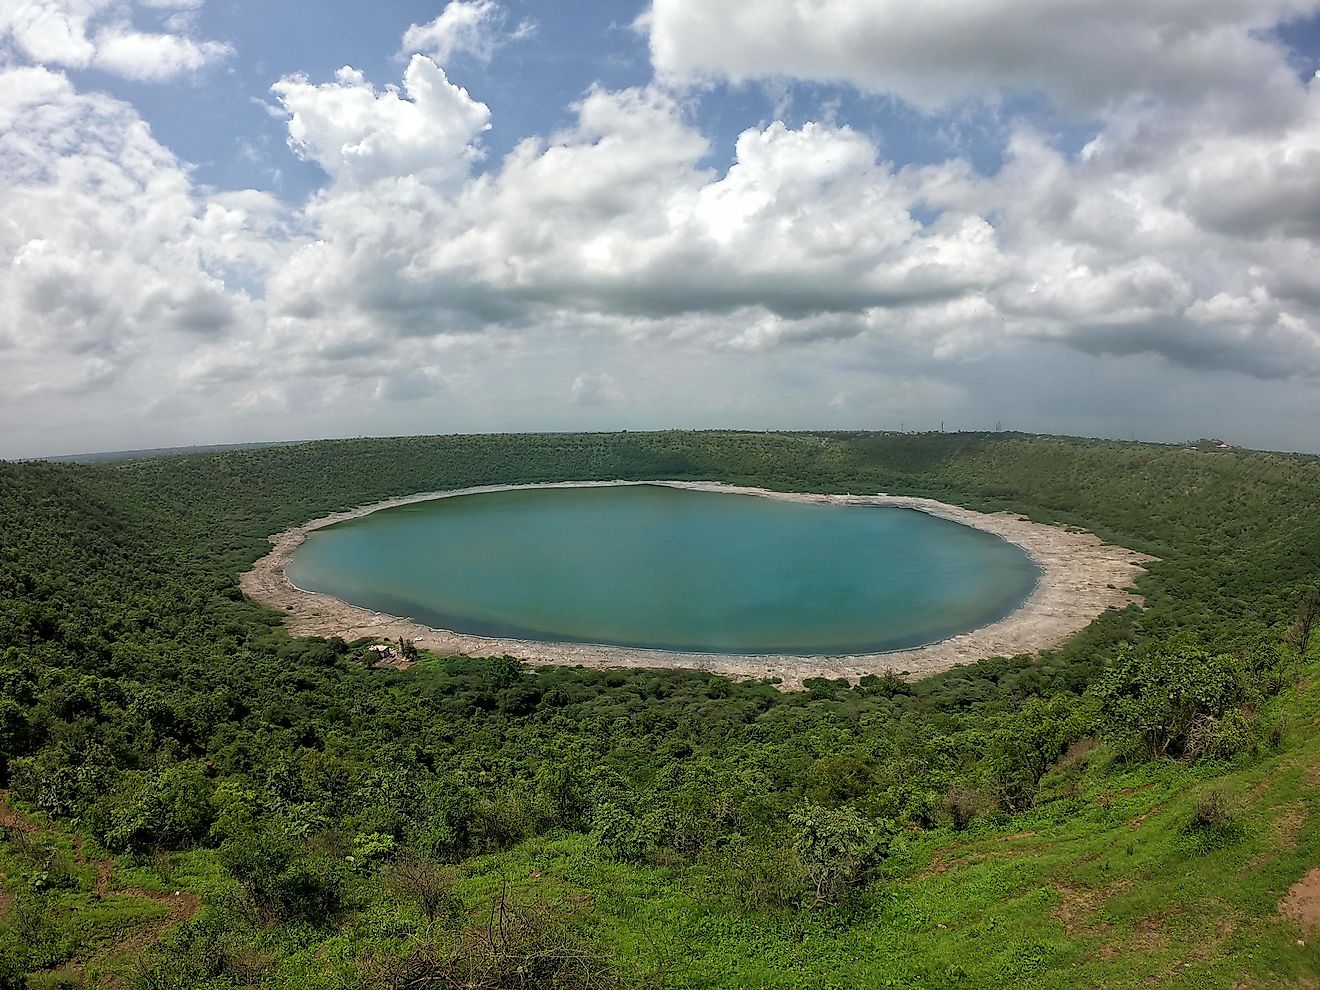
[286,485,1039,655]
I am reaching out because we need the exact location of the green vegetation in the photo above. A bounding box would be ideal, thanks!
[0,430,1318,987]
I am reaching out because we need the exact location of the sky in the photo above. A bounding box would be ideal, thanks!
[3,1,1320,458]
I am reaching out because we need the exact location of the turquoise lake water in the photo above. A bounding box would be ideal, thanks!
[286,484,1039,655]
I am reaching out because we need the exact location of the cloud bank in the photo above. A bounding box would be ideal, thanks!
[647,0,1316,115]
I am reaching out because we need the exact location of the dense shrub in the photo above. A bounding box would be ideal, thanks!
[220,832,348,924]
[1091,641,1275,761]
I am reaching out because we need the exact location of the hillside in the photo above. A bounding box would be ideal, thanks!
[1,431,1317,988]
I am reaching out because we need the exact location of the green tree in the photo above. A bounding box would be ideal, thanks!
[788,802,886,908]
[1288,587,1320,658]
[987,696,1085,812]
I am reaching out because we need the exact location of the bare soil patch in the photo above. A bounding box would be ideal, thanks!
[1281,870,1320,929]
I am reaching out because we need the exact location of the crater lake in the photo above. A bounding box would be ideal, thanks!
[285,484,1039,655]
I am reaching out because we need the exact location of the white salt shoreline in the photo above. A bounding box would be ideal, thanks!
[239,480,1156,690]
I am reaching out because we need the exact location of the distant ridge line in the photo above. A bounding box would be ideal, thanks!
[38,439,308,464]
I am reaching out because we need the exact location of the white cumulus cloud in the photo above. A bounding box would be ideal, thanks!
[401,0,533,64]
[272,55,491,187]
[0,0,231,81]
[0,65,269,412]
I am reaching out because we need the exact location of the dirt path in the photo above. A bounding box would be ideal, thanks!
[0,795,39,836]
[1,793,201,977]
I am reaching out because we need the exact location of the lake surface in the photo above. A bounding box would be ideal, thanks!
[286,485,1039,655]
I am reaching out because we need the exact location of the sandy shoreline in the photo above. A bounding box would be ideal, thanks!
[239,481,1156,690]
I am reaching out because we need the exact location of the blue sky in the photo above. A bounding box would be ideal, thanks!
[3,1,1320,457]
[102,0,1052,198]
[168,1,658,195]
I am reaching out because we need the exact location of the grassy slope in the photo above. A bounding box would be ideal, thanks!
[9,679,1317,990]
[419,660,1320,989]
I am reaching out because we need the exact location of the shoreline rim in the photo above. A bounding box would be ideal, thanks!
[239,480,1157,689]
